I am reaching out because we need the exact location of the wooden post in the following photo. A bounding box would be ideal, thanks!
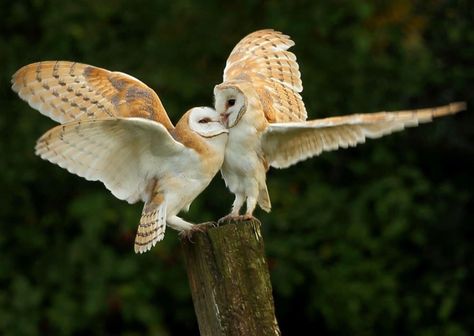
[181,219,281,336]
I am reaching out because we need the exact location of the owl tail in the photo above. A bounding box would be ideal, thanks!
[134,198,167,254]
[258,184,272,213]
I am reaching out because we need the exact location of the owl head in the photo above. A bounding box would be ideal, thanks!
[213,84,249,128]
[172,107,228,157]
[187,107,229,138]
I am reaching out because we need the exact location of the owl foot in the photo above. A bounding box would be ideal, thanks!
[178,222,213,242]
[217,214,255,225]
[217,214,239,225]
[241,214,256,221]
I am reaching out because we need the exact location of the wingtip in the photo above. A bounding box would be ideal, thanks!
[450,101,467,113]
[10,63,34,91]
[11,69,21,92]
[430,101,467,118]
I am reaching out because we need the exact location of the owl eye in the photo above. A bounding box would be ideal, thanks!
[199,117,211,124]
[227,99,236,107]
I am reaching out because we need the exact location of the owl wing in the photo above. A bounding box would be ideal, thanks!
[12,61,174,130]
[262,102,465,168]
[35,117,197,204]
[222,29,307,122]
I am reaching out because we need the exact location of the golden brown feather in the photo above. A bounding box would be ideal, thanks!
[12,61,174,129]
[223,29,307,122]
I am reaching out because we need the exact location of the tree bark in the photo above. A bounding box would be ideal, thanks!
[181,218,281,336]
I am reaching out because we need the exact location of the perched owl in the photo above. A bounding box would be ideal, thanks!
[214,29,465,220]
[12,61,228,253]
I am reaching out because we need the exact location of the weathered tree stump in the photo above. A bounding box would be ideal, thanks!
[181,218,281,336]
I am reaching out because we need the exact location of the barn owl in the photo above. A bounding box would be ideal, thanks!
[12,61,228,253]
[214,29,465,220]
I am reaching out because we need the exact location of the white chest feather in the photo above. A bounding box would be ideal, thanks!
[157,152,211,215]
[221,119,267,195]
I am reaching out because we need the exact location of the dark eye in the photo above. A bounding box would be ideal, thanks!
[227,99,236,107]
[199,117,211,124]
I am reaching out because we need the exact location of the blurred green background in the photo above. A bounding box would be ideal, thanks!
[1,0,473,335]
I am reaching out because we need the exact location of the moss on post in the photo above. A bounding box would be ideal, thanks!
[181,219,281,336]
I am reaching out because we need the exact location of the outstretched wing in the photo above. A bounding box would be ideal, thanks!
[223,29,306,122]
[35,118,196,203]
[12,61,174,130]
[262,102,465,168]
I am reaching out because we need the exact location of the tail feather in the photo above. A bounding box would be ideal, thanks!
[258,184,272,213]
[134,200,166,254]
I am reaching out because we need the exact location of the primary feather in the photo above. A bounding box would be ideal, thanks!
[223,29,306,123]
[12,61,174,129]
[35,117,186,203]
[262,102,466,168]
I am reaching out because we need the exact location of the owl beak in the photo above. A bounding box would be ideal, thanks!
[220,113,229,127]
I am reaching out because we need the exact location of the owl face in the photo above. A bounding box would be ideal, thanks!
[214,85,246,128]
[188,107,229,138]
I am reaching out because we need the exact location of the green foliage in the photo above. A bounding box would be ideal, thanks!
[1,0,473,335]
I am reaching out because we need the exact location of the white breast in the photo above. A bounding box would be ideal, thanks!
[221,119,264,195]
[151,151,209,216]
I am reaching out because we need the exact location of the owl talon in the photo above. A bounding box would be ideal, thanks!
[200,221,218,229]
[217,214,238,225]
[242,214,255,221]
[179,223,212,242]
[217,214,255,225]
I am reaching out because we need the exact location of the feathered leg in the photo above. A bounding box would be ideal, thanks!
[218,193,245,223]
[168,215,209,240]
[243,196,257,220]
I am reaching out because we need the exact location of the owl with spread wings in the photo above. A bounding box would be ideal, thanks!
[214,29,465,221]
[12,61,228,253]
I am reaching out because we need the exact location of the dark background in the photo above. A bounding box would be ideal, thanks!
[1,1,473,335]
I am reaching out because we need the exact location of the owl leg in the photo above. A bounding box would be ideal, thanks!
[168,216,210,240]
[243,196,257,220]
[217,194,245,224]
[167,215,194,231]
[231,193,245,216]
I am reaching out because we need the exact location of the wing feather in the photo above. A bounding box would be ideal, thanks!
[223,29,307,122]
[35,118,190,203]
[262,102,465,168]
[12,61,174,130]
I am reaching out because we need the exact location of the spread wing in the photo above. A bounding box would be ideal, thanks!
[12,61,174,130]
[223,29,306,122]
[35,118,196,203]
[262,102,465,168]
